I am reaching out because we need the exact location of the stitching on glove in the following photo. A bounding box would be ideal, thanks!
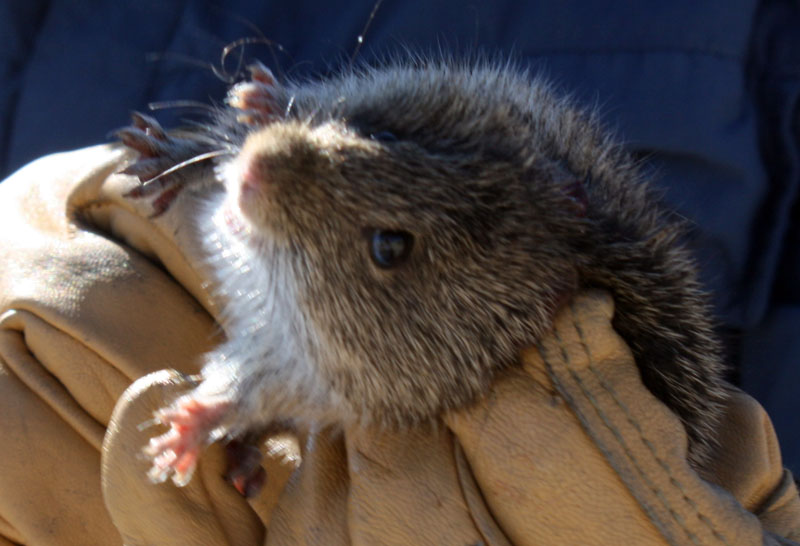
[566,302,730,545]
[540,329,701,545]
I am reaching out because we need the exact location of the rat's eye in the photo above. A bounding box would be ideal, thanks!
[367,229,413,268]
[370,131,398,142]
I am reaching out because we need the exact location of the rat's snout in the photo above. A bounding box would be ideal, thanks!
[223,121,364,231]
[229,120,373,202]
[226,122,321,220]
[226,148,271,221]
[234,124,312,192]
[237,150,270,204]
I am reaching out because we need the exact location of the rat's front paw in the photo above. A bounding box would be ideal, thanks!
[226,61,282,126]
[144,395,232,486]
[116,112,214,216]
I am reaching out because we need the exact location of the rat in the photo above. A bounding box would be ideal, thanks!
[117,58,727,489]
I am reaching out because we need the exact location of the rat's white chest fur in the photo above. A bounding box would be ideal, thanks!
[190,185,339,432]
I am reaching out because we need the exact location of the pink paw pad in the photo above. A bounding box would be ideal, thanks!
[144,396,231,487]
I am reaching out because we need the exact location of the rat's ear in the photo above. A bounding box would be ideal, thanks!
[226,61,283,126]
[561,176,589,218]
[538,160,589,218]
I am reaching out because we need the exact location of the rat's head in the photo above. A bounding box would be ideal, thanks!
[214,62,596,424]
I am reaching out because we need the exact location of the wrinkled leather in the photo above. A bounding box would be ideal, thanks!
[1,145,798,545]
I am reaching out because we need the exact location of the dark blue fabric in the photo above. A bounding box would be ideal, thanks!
[0,0,798,472]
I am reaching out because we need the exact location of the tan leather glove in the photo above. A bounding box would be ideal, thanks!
[1,145,799,545]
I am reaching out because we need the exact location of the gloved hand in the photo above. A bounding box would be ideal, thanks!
[104,293,800,546]
[1,145,798,545]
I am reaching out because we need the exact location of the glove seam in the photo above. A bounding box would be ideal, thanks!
[541,329,699,545]
[538,302,730,545]
[567,302,731,545]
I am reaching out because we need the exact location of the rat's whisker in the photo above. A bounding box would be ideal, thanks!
[146,52,217,74]
[349,0,386,70]
[148,100,218,114]
[141,150,234,187]
[284,95,296,120]
[215,36,289,83]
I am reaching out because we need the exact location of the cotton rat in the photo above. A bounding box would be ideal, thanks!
[118,58,726,487]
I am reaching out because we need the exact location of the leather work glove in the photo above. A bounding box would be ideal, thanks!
[1,145,799,545]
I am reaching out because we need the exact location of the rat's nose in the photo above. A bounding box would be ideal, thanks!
[221,122,320,229]
[238,150,270,202]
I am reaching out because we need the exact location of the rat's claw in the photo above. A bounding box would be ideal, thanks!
[227,81,279,124]
[227,63,281,125]
[120,157,176,183]
[146,444,199,487]
[117,113,194,214]
[115,126,169,158]
[148,184,186,218]
[227,82,277,111]
[117,111,220,216]
[144,428,201,486]
[122,169,186,218]
[247,60,277,86]
[130,111,167,140]
[144,395,232,487]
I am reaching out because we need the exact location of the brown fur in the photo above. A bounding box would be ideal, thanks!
[122,58,727,469]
